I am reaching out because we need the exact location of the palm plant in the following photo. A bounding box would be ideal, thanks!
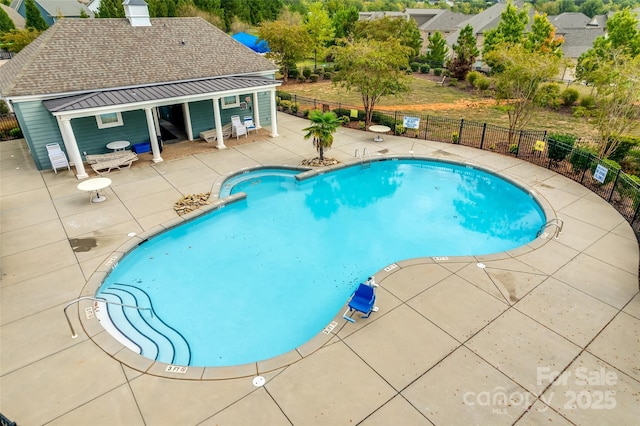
[302,110,345,161]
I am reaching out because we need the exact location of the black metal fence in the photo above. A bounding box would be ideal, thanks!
[0,113,21,141]
[278,92,640,234]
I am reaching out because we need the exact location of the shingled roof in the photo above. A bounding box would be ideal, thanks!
[0,17,278,98]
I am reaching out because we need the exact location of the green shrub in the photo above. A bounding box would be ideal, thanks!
[547,133,577,162]
[297,75,306,83]
[0,101,10,114]
[590,158,621,185]
[410,62,421,72]
[302,68,312,79]
[618,174,640,209]
[466,71,481,86]
[309,74,319,83]
[323,66,334,73]
[579,95,596,109]
[572,106,590,118]
[433,68,443,76]
[509,144,519,154]
[357,121,366,130]
[560,88,580,106]
[371,110,400,128]
[395,124,406,135]
[290,102,299,113]
[535,83,561,110]
[323,72,333,80]
[605,136,640,163]
[279,100,292,111]
[419,64,430,74]
[569,146,597,172]
[287,68,299,79]
[302,109,310,118]
[277,91,292,101]
[474,76,490,91]
[9,128,22,138]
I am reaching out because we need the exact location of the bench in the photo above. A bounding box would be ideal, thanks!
[435,75,447,86]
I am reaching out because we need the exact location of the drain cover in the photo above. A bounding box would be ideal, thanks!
[252,376,265,387]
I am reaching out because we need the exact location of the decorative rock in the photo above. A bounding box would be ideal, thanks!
[174,192,211,215]
[300,157,340,167]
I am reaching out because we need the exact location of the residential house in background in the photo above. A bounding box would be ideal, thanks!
[0,0,281,178]
[10,0,94,25]
[405,8,469,54]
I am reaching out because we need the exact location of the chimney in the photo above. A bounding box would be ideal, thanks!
[123,0,151,27]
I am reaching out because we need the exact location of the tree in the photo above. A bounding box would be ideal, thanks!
[331,5,359,40]
[1,28,41,53]
[579,0,606,18]
[25,0,48,31]
[425,31,448,68]
[525,12,564,57]
[484,43,561,144]
[482,0,529,69]
[353,16,422,57]
[0,6,16,33]
[586,52,640,158]
[258,13,311,82]
[96,0,125,18]
[304,2,334,70]
[333,38,412,126]
[448,24,479,80]
[302,110,345,161]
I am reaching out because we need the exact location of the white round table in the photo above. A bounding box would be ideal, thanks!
[106,140,130,151]
[369,125,391,142]
[77,177,112,203]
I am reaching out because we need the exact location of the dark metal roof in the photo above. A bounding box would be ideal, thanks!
[43,76,280,113]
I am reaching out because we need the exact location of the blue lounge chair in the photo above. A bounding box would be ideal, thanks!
[343,278,379,323]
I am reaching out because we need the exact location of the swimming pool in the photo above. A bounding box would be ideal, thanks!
[96,159,546,367]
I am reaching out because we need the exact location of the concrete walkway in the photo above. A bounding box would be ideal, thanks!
[1,113,639,425]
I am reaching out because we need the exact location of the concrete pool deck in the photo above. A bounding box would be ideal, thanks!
[1,113,639,425]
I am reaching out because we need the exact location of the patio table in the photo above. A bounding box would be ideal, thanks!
[106,140,131,151]
[77,177,112,203]
[369,125,391,142]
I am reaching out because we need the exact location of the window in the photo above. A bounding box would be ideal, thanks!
[221,95,240,109]
[96,112,123,129]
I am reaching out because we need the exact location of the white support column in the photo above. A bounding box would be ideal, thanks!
[58,116,88,179]
[145,107,163,163]
[212,98,226,149]
[269,89,279,137]
[183,102,194,141]
[152,107,161,137]
[252,91,261,128]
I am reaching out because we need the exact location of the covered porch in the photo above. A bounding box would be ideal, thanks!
[42,76,281,179]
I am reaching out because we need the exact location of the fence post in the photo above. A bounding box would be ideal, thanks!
[313,98,317,109]
[424,115,429,140]
[515,131,523,158]
[394,111,398,134]
[458,119,464,145]
[608,170,621,202]
[480,123,486,149]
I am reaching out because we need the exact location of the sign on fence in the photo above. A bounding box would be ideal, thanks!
[593,164,608,183]
[534,140,546,152]
[350,109,358,118]
[403,116,420,129]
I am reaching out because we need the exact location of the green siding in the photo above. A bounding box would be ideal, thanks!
[13,101,63,170]
[189,90,274,138]
[71,110,150,156]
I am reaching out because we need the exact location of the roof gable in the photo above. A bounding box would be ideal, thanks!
[0,17,277,98]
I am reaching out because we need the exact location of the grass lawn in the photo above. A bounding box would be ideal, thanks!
[279,76,624,139]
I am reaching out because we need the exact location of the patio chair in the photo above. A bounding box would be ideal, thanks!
[46,143,71,174]
[199,123,232,143]
[343,277,379,323]
[243,116,257,134]
[86,150,135,164]
[91,152,138,175]
[230,115,247,139]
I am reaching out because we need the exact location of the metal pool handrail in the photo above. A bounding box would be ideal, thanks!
[63,296,153,338]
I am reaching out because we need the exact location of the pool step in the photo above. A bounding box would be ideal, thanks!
[98,284,191,365]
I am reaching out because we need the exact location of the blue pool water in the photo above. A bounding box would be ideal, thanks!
[97,159,545,367]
